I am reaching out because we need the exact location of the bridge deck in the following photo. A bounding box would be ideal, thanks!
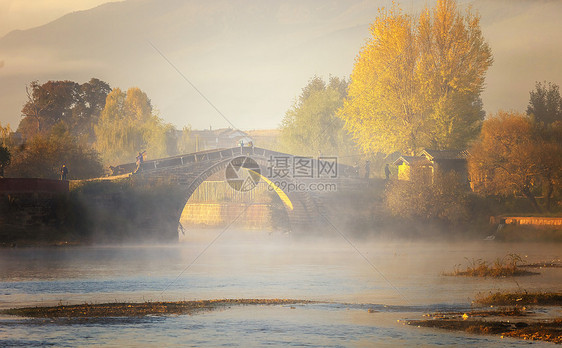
[105,147,353,180]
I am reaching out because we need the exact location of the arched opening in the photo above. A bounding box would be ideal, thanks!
[177,156,300,240]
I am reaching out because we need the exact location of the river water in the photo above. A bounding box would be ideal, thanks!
[1,230,560,347]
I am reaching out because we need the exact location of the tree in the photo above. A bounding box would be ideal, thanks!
[72,78,112,143]
[0,122,14,176]
[19,78,111,142]
[385,171,471,224]
[338,0,493,155]
[177,126,196,154]
[468,111,562,212]
[6,123,104,180]
[280,76,356,157]
[20,80,80,138]
[94,87,175,164]
[534,122,562,210]
[0,122,12,146]
[0,145,10,177]
[527,81,562,125]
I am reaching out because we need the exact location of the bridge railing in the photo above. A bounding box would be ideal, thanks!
[109,147,356,178]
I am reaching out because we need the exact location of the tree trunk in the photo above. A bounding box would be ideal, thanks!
[522,187,542,213]
[545,180,553,212]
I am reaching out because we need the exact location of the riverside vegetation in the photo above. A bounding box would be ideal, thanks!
[406,291,562,344]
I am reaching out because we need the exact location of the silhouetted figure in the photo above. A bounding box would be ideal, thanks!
[178,222,186,236]
[385,164,390,180]
[364,160,370,179]
[134,151,145,174]
[60,164,68,180]
[109,165,118,176]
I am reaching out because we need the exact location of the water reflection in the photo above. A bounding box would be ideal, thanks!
[1,231,560,346]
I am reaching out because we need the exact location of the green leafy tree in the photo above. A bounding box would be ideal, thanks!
[7,123,104,179]
[71,78,112,143]
[339,0,492,155]
[527,81,562,125]
[94,87,175,164]
[280,76,356,157]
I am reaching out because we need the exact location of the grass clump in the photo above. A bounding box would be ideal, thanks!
[475,291,562,306]
[444,253,539,277]
[407,318,562,344]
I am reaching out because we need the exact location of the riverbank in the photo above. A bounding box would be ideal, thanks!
[4,296,561,344]
[405,292,562,344]
[0,179,186,246]
[1,176,561,245]
[1,299,314,318]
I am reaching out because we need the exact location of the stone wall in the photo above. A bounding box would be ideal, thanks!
[503,216,562,227]
[180,203,273,230]
[0,178,68,193]
[0,178,71,243]
[0,193,72,245]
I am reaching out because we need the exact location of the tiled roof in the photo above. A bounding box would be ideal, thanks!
[420,149,468,160]
[393,156,432,166]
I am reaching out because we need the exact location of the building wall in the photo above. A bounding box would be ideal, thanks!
[434,159,468,182]
[397,164,410,181]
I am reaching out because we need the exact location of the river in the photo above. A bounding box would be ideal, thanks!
[1,230,560,347]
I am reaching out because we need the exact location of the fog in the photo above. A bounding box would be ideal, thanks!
[2,229,560,311]
[1,0,562,131]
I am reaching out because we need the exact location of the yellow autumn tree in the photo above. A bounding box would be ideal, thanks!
[468,111,562,213]
[339,0,492,155]
[94,87,175,164]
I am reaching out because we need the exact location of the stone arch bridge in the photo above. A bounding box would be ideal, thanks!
[107,147,360,240]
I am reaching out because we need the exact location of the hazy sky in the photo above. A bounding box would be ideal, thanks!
[1,0,561,132]
[0,0,120,37]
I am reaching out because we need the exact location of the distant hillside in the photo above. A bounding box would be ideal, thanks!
[1,0,561,131]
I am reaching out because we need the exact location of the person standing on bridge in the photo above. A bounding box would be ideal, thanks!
[60,163,68,180]
[385,163,391,180]
[134,151,145,174]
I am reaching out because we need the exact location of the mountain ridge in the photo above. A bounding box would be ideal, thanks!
[1,0,561,130]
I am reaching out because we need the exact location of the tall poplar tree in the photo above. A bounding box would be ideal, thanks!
[280,76,356,157]
[339,0,492,155]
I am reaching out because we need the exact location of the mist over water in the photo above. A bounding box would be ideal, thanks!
[1,229,560,346]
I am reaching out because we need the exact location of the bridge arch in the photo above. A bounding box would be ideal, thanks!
[176,155,320,232]
[129,147,330,234]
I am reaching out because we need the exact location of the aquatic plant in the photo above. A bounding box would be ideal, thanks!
[475,291,562,306]
[444,253,538,277]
